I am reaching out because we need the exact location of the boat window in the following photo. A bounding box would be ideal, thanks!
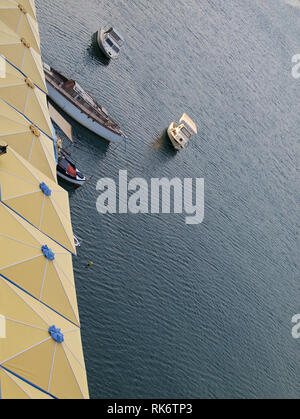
[106,38,114,47]
[180,127,192,138]
[110,32,123,45]
[112,45,120,53]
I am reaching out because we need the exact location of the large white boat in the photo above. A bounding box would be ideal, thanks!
[97,27,124,59]
[43,63,125,143]
[167,113,197,150]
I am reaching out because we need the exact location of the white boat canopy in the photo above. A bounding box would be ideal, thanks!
[106,28,124,45]
[180,113,197,135]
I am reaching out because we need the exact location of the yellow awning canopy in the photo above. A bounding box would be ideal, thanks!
[0,98,56,181]
[0,60,53,137]
[0,0,40,53]
[0,202,79,325]
[0,275,89,399]
[0,20,46,91]
[0,145,76,254]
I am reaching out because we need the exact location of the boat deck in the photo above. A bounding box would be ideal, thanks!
[44,66,122,136]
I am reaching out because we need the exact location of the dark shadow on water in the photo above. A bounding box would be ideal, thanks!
[57,177,81,195]
[149,129,178,154]
[142,129,178,168]
[87,32,111,67]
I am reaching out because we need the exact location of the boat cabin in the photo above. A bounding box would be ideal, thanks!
[174,114,197,148]
[104,27,124,53]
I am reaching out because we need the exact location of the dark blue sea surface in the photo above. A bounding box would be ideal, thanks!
[36,0,299,398]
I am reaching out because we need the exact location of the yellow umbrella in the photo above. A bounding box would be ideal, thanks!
[0,0,40,53]
[0,59,52,137]
[0,145,76,254]
[0,202,79,326]
[0,274,89,399]
[0,20,46,91]
[0,98,56,181]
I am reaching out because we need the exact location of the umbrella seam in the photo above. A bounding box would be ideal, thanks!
[0,254,41,271]
[5,318,47,332]
[0,233,41,249]
[52,261,79,324]
[27,133,35,161]
[2,190,41,200]
[0,167,39,186]
[39,193,45,229]
[23,85,30,115]
[48,197,75,253]
[0,130,30,136]
[53,259,76,289]
[62,345,85,399]
[48,342,57,393]
[20,45,26,69]
[39,258,48,301]
[16,8,23,33]
[63,341,86,370]
[0,337,51,365]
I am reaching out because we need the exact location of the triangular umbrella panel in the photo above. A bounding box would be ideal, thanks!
[0,368,52,399]
[0,60,52,137]
[0,203,79,326]
[0,98,56,181]
[0,20,46,91]
[0,0,40,53]
[0,276,89,399]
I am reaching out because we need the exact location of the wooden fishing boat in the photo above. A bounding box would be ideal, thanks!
[43,63,125,143]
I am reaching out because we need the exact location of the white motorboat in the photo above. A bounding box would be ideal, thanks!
[57,152,86,186]
[97,27,124,59]
[167,113,197,150]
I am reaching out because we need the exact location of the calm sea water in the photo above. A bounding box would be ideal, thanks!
[36,0,299,398]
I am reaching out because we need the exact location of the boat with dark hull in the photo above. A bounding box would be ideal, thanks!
[57,153,86,186]
[43,63,125,143]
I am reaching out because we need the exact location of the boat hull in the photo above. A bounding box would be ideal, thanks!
[46,81,123,143]
[167,122,184,151]
[57,170,86,186]
[96,28,119,60]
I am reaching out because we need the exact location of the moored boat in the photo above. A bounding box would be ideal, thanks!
[167,113,197,150]
[57,152,86,186]
[96,26,124,59]
[43,63,125,143]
